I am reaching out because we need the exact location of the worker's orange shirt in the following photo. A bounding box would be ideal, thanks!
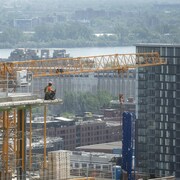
[47,86,53,92]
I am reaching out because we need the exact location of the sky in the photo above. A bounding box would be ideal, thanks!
[2,0,180,5]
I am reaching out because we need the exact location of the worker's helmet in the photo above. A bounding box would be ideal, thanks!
[48,81,52,85]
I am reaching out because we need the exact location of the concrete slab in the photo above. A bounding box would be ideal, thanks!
[0,97,63,110]
[0,93,38,102]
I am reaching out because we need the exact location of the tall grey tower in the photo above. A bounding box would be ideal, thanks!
[135,44,180,178]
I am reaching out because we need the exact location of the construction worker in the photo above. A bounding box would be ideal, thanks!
[119,93,124,104]
[44,81,56,100]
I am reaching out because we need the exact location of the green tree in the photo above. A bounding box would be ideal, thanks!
[63,92,77,113]
[62,91,113,114]
[113,23,129,44]
[78,92,100,113]
[33,24,53,42]
[64,22,93,40]
[97,91,112,108]
[53,23,67,40]
[0,28,23,44]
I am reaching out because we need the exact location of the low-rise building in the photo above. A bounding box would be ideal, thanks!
[27,116,121,151]
[75,141,122,154]
[70,151,117,178]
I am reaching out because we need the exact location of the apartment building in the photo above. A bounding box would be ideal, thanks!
[75,120,120,148]
[135,44,180,178]
[27,116,121,151]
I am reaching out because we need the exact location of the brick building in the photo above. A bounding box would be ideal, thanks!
[27,116,121,151]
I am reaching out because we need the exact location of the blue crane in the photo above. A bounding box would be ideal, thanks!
[122,111,135,180]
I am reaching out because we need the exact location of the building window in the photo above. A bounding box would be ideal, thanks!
[75,163,79,168]
[95,165,101,170]
[82,163,87,168]
[138,136,146,143]
[102,165,109,171]
[167,47,174,56]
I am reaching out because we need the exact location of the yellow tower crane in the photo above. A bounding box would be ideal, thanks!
[0,52,166,179]
[0,52,164,78]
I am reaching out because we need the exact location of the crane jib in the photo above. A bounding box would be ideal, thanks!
[0,52,166,78]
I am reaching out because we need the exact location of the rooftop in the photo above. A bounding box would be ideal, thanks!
[135,43,180,47]
[76,141,122,153]
[55,116,74,122]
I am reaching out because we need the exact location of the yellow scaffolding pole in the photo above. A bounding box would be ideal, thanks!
[13,109,17,177]
[44,105,47,169]
[3,110,9,173]
[22,110,25,171]
[29,106,32,170]
[17,109,26,179]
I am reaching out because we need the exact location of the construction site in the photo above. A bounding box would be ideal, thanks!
[0,50,169,180]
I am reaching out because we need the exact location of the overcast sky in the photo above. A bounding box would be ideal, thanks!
[2,0,180,5]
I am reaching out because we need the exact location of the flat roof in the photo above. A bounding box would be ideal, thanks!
[135,43,180,47]
[55,117,74,121]
[76,141,122,153]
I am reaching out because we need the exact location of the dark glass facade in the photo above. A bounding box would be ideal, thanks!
[135,44,180,178]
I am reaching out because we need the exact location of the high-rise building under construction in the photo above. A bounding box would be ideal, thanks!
[135,44,180,178]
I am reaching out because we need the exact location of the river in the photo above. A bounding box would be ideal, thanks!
[0,46,135,59]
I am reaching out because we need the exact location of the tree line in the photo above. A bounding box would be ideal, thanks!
[31,91,114,117]
[62,91,114,115]
[0,22,120,48]
[0,1,180,48]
